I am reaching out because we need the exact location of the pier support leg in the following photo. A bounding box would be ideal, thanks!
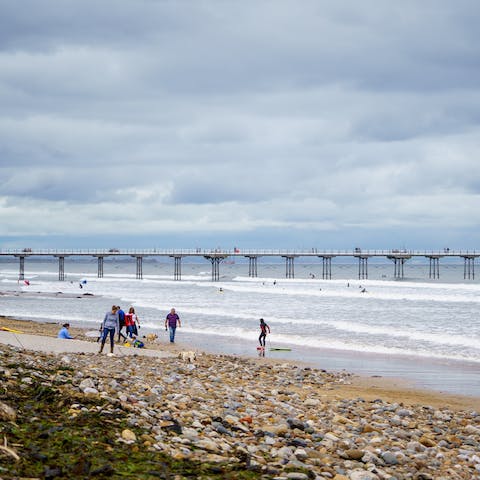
[136,256,143,280]
[248,256,258,278]
[18,256,25,281]
[393,258,405,279]
[97,256,104,278]
[358,257,368,279]
[211,257,221,281]
[320,257,332,279]
[284,256,295,279]
[58,256,65,281]
[204,256,223,281]
[463,257,475,280]
[428,257,440,279]
[173,256,182,280]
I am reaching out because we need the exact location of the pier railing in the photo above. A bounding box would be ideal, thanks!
[0,248,477,256]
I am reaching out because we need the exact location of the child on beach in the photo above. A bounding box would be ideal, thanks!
[124,307,140,339]
[258,318,270,348]
[57,323,74,339]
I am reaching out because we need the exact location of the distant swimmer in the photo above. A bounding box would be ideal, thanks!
[273,280,277,286]
[219,287,224,293]
[361,288,367,293]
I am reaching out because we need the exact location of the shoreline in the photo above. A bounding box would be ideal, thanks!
[1,282,479,398]
[2,315,480,411]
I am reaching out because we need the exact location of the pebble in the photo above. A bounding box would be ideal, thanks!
[1,344,479,479]
[0,401,16,421]
[121,429,137,441]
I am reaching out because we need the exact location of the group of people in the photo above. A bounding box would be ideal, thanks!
[116,305,141,343]
[58,306,271,356]
[97,305,143,354]
[97,306,181,355]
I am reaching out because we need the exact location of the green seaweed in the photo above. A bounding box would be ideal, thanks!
[0,365,262,479]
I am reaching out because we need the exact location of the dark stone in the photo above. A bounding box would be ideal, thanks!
[163,419,182,435]
[287,417,306,430]
[44,466,63,479]
[30,452,48,461]
[288,438,308,447]
[212,421,232,436]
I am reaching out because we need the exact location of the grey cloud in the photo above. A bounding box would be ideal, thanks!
[1,1,479,96]
[0,1,479,246]
[0,0,183,52]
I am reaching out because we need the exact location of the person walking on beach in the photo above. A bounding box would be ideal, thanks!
[165,308,181,343]
[258,318,270,348]
[57,323,74,339]
[117,306,127,343]
[99,305,120,355]
[125,306,140,339]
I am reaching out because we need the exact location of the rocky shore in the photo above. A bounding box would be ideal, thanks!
[1,339,480,479]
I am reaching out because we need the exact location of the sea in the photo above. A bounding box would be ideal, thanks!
[1,256,479,397]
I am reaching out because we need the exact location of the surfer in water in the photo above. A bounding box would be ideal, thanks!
[258,318,270,348]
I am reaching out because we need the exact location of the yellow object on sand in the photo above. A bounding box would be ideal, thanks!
[0,327,24,334]
[124,342,132,347]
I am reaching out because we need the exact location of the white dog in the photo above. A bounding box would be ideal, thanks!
[144,333,158,342]
[178,351,197,363]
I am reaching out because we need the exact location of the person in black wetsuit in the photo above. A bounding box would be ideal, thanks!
[258,318,270,348]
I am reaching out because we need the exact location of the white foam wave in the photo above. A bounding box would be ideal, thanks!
[182,326,480,363]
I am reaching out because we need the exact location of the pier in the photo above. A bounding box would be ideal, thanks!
[0,249,477,282]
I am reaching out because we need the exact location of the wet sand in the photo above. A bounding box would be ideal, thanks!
[2,316,479,412]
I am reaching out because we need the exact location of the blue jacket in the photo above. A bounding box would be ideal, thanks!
[58,327,73,339]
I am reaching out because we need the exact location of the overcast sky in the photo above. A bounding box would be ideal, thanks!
[0,0,479,250]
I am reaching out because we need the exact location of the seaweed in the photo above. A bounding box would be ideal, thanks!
[0,363,262,479]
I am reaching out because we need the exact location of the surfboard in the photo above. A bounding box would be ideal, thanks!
[269,347,292,351]
[85,330,101,337]
[0,327,23,334]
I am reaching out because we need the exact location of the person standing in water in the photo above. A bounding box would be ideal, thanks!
[258,318,270,348]
[165,308,181,343]
[99,305,120,355]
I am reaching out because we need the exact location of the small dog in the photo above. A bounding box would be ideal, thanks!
[144,333,158,342]
[178,351,197,363]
